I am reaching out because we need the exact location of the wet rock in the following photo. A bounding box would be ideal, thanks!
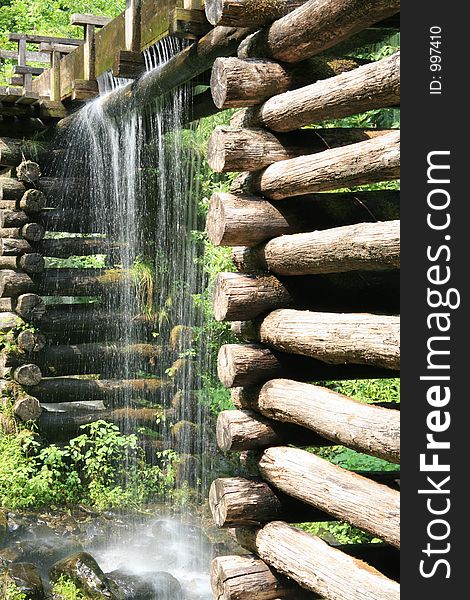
[0,509,8,548]
[50,552,121,599]
[107,570,184,600]
[0,562,45,599]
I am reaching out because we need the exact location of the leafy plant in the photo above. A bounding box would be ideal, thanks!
[51,575,87,600]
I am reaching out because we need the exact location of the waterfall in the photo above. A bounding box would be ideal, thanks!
[48,36,214,599]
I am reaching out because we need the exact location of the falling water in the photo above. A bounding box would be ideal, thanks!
[47,36,215,599]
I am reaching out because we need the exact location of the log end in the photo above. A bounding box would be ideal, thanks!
[13,363,42,386]
[213,272,231,322]
[207,126,229,172]
[216,410,235,451]
[208,478,228,527]
[206,193,227,246]
[13,395,42,421]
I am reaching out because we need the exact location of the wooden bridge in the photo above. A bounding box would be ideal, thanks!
[0,0,400,599]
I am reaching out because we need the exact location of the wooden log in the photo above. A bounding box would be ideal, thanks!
[246,131,400,200]
[36,268,126,296]
[235,522,400,599]
[0,298,13,312]
[36,237,121,258]
[0,269,35,297]
[0,310,23,333]
[217,343,399,388]
[0,177,25,200]
[205,0,304,26]
[0,208,29,228]
[16,160,41,183]
[257,379,399,462]
[37,209,103,234]
[1,363,42,386]
[213,270,399,321]
[206,190,400,247]
[207,127,389,172]
[216,408,330,451]
[237,0,400,62]
[258,447,400,547]
[17,253,45,274]
[16,330,46,352]
[13,293,46,320]
[258,310,400,370]
[250,52,400,132]
[30,377,171,405]
[19,189,46,213]
[21,223,45,242]
[210,56,363,108]
[211,554,317,600]
[12,395,42,421]
[0,237,33,256]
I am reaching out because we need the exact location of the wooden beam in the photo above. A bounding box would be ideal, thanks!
[0,49,50,63]
[125,0,142,52]
[39,43,77,54]
[14,66,44,76]
[205,0,305,27]
[9,33,83,46]
[70,13,113,28]
[169,8,212,40]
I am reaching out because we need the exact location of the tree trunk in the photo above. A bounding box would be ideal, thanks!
[0,237,33,256]
[0,177,25,200]
[14,293,46,320]
[216,408,330,451]
[210,55,362,108]
[211,554,317,600]
[267,54,400,132]
[258,447,400,547]
[30,377,171,405]
[237,0,400,62]
[0,269,35,297]
[36,237,122,258]
[36,268,126,296]
[19,189,46,213]
[247,131,400,200]
[257,220,400,275]
[235,522,400,599]
[259,309,400,370]
[257,379,399,463]
[206,190,400,247]
[0,209,29,228]
[213,270,399,322]
[217,343,399,388]
[207,126,389,172]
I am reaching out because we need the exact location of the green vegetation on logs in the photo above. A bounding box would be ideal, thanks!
[51,575,87,600]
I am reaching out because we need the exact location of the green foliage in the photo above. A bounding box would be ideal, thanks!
[45,255,106,269]
[0,572,27,600]
[51,575,87,600]
[0,320,38,354]
[324,378,400,404]
[297,521,379,545]
[0,422,178,510]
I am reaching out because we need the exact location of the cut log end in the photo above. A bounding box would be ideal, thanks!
[16,160,42,183]
[20,189,47,214]
[13,395,42,421]
[12,363,42,386]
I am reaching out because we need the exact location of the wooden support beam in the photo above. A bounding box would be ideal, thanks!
[235,220,400,276]
[243,131,400,200]
[169,8,212,40]
[216,408,331,451]
[14,65,44,76]
[39,43,77,54]
[112,50,145,79]
[125,0,142,52]
[248,52,400,132]
[258,448,400,547]
[206,190,400,247]
[9,33,83,46]
[217,343,399,388]
[72,79,99,101]
[213,270,399,322]
[70,14,113,28]
[0,49,50,63]
[211,56,364,109]
[205,0,305,27]
[235,522,400,598]
[237,0,400,62]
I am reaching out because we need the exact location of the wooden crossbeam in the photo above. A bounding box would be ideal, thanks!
[70,13,112,28]
[14,65,44,76]
[8,33,83,46]
[39,43,77,54]
[0,49,50,63]
[169,8,211,39]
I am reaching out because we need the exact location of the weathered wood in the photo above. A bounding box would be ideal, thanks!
[0,209,29,228]
[0,49,50,63]
[213,270,399,321]
[37,210,104,234]
[125,0,142,52]
[3,254,43,275]
[2,363,42,386]
[237,0,400,62]
[211,56,362,108]
[259,448,400,547]
[14,65,44,76]
[250,52,400,132]
[36,237,121,258]
[12,395,42,421]
[36,268,126,296]
[72,79,99,101]
[9,33,83,46]
[0,298,13,312]
[0,237,33,256]
[207,127,389,172]
[211,554,317,600]
[22,223,46,242]
[257,310,399,370]
[257,379,399,462]
[0,177,25,200]
[0,269,35,297]
[206,0,305,27]
[16,160,41,183]
[16,329,46,352]
[216,408,330,451]
[206,190,400,247]
[169,8,212,40]
[235,522,400,599]
[19,189,46,213]
[13,293,46,320]
[245,131,400,200]
[30,377,170,405]
[112,50,145,79]
[217,343,399,388]
[0,310,23,333]
[70,13,113,27]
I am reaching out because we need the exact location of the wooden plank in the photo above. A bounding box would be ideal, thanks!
[0,49,50,63]
[72,79,99,101]
[71,13,113,27]
[126,0,142,51]
[141,0,174,48]
[39,43,77,54]
[94,12,126,75]
[14,66,44,76]
[9,33,83,46]
[15,92,39,106]
[169,8,212,39]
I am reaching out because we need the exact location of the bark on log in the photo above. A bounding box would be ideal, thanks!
[205,0,305,27]
[30,377,171,405]
[245,220,400,276]
[216,408,330,451]
[37,209,104,234]
[257,310,400,370]
[213,270,399,321]
[258,447,400,547]
[246,131,400,200]
[234,522,400,599]
[206,190,399,247]
[19,189,46,213]
[237,0,400,62]
[36,237,120,258]
[14,293,46,320]
[257,379,399,462]
[207,127,389,172]
[217,343,399,388]
[211,554,317,600]
[250,52,400,132]
[210,56,362,108]
[36,269,126,296]
[0,237,33,256]
[0,269,35,297]
[0,209,29,228]
[0,177,25,201]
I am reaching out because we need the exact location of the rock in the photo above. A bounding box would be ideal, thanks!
[50,552,120,599]
[0,562,45,599]
[0,510,8,548]
[107,570,184,600]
